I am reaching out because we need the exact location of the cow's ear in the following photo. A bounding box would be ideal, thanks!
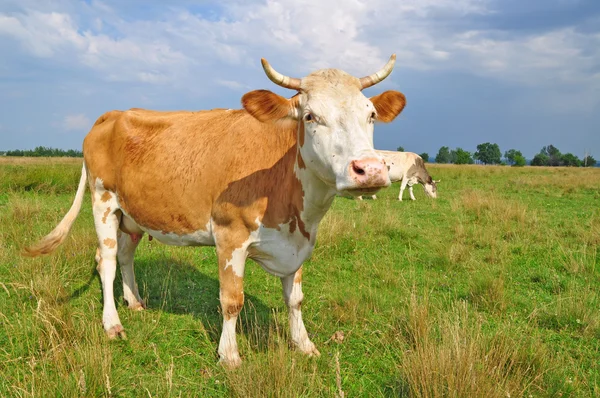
[370,90,406,123]
[242,90,299,122]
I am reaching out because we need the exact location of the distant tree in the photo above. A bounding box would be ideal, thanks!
[583,155,597,167]
[561,153,581,167]
[504,149,523,165]
[5,147,82,157]
[454,148,474,164]
[513,154,526,167]
[531,153,549,166]
[419,152,430,162]
[6,149,24,156]
[397,146,405,152]
[435,146,451,164]
[449,149,458,164]
[541,145,562,166]
[474,142,502,165]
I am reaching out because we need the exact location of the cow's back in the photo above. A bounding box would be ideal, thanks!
[377,150,411,182]
[83,108,298,235]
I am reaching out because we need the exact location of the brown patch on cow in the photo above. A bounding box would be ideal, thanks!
[214,143,309,240]
[100,191,112,202]
[217,245,246,321]
[370,90,406,123]
[408,156,432,184]
[294,267,303,284]
[102,207,111,224]
[103,238,117,249]
[298,119,305,147]
[83,107,311,236]
[297,151,306,169]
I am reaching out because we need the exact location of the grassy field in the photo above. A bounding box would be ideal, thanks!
[0,157,599,397]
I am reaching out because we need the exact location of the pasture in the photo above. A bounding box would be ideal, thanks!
[0,157,599,397]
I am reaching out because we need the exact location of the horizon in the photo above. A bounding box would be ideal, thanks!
[1,0,599,159]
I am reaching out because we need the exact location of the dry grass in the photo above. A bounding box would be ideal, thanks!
[223,308,327,398]
[530,283,600,338]
[398,293,547,398]
[0,157,82,165]
[452,189,530,226]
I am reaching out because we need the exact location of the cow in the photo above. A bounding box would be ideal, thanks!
[24,55,407,368]
[358,151,439,201]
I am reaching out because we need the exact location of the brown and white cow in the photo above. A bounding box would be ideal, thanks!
[359,151,439,201]
[24,56,406,368]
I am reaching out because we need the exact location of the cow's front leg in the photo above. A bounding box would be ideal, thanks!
[281,267,320,356]
[409,185,416,201]
[398,179,409,201]
[217,245,246,369]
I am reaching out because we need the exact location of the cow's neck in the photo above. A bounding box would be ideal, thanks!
[293,152,337,237]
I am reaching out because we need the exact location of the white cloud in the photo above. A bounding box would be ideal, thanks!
[216,79,250,91]
[0,10,188,83]
[63,114,90,131]
[0,0,598,98]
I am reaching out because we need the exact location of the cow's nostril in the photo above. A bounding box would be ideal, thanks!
[352,162,365,176]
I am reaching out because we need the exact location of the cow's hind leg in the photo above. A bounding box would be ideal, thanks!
[217,243,246,368]
[117,231,145,311]
[281,267,319,356]
[92,189,125,339]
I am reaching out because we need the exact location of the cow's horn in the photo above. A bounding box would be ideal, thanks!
[261,58,301,90]
[359,54,396,90]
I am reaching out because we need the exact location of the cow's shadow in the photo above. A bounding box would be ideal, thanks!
[71,247,277,353]
[135,252,277,352]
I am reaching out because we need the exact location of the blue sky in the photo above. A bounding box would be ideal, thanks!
[1,0,599,158]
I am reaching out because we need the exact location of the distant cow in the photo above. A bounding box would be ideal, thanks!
[24,55,407,368]
[359,151,438,201]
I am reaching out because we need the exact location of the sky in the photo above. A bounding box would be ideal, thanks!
[0,0,599,159]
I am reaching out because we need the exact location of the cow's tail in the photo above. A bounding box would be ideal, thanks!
[23,163,88,257]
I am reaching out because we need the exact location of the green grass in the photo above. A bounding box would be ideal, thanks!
[1,159,599,396]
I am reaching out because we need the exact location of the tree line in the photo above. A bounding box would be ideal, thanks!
[1,146,83,157]
[396,143,596,167]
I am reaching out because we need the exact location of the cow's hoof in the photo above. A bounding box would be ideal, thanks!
[128,300,146,311]
[219,354,242,370]
[106,324,127,340]
[298,341,320,357]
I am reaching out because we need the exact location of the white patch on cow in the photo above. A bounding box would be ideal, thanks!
[423,183,437,198]
[294,164,337,235]
[118,207,215,246]
[225,243,250,278]
[92,178,124,336]
[295,77,390,194]
[281,271,318,355]
[221,216,316,278]
[250,220,315,277]
[218,316,241,367]
[141,224,214,246]
[409,185,416,200]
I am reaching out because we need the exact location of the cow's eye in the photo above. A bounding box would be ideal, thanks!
[305,113,314,122]
[370,112,377,121]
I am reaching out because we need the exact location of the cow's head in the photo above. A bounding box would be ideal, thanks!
[242,55,406,197]
[423,178,439,198]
